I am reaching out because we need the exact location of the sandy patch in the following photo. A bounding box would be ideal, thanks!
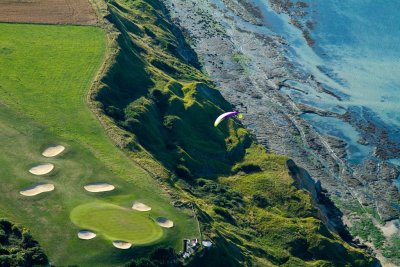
[156,217,174,228]
[376,255,398,267]
[84,183,115,193]
[20,183,54,196]
[112,240,132,249]
[78,230,96,240]
[202,240,212,247]
[379,220,399,238]
[132,201,151,212]
[42,145,65,157]
[29,163,54,175]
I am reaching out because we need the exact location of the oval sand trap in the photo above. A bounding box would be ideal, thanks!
[84,183,115,193]
[29,163,54,175]
[20,184,55,196]
[42,145,65,157]
[112,240,132,249]
[78,230,96,240]
[156,217,174,228]
[132,201,151,212]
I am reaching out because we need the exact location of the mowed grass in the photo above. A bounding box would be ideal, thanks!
[0,23,198,266]
[71,202,163,244]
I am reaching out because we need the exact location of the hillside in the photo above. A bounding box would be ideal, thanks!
[92,0,378,266]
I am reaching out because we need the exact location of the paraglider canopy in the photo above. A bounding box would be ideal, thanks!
[214,111,241,127]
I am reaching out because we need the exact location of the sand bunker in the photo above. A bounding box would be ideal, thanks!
[42,145,65,157]
[202,240,212,247]
[156,217,174,228]
[112,240,132,249]
[132,201,151,212]
[78,230,96,240]
[84,183,115,193]
[29,163,54,175]
[20,184,55,196]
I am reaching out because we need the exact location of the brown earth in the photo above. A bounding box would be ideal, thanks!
[0,0,97,25]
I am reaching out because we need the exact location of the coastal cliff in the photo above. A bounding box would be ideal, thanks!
[89,0,379,265]
[159,0,400,265]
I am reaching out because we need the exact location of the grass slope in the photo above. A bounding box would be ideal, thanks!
[94,0,378,266]
[0,23,197,266]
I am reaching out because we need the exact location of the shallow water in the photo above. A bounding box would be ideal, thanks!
[309,0,400,127]
[301,113,372,164]
[249,0,400,163]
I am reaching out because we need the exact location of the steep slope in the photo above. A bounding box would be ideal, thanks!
[93,0,378,266]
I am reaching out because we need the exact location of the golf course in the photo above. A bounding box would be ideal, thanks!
[0,0,384,266]
[0,23,197,266]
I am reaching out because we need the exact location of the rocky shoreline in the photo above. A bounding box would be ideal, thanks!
[161,0,400,263]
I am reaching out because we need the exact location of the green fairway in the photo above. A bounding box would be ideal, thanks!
[0,23,197,266]
[71,202,163,244]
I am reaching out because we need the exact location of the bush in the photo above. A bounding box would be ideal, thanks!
[233,163,261,174]
[0,219,48,266]
[194,179,243,209]
[126,247,181,267]
[175,164,192,179]
[126,258,155,267]
[106,105,124,120]
[213,207,236,225]
[252,194,269,208]
[151,88,169,109]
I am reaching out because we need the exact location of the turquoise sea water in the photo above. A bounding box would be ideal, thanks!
[309,0,400,127]
[301,113,372,164]
[252,0,400,165]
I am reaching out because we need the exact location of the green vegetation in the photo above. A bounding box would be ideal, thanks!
[333,196,400,264]
[126,247,181,267]
[71,202,163,244]
[349,217,385,249]
[382,235,400,266]
[94,0,377,265]
[231,52,251,75]
[0,219,48,266]
[0,23,197,266]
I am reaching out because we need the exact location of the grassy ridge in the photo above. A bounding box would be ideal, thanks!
[0,23,198,266]
[95,0,377,265]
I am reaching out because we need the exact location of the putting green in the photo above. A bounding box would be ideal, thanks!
[70,202,163,244]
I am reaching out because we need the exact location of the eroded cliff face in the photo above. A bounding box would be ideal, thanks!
[160,0,399,264]
[90,0,378,265]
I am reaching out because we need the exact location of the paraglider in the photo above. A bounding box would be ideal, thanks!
[214,111,242,127]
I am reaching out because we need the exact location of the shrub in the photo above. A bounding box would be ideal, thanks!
[175,164,192,179]
[252,194,269,208]
[232,163,262,174]
[106,105,124,120]
[125,247,181,267]
[213,207,236,225]
[0,219,48,266]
